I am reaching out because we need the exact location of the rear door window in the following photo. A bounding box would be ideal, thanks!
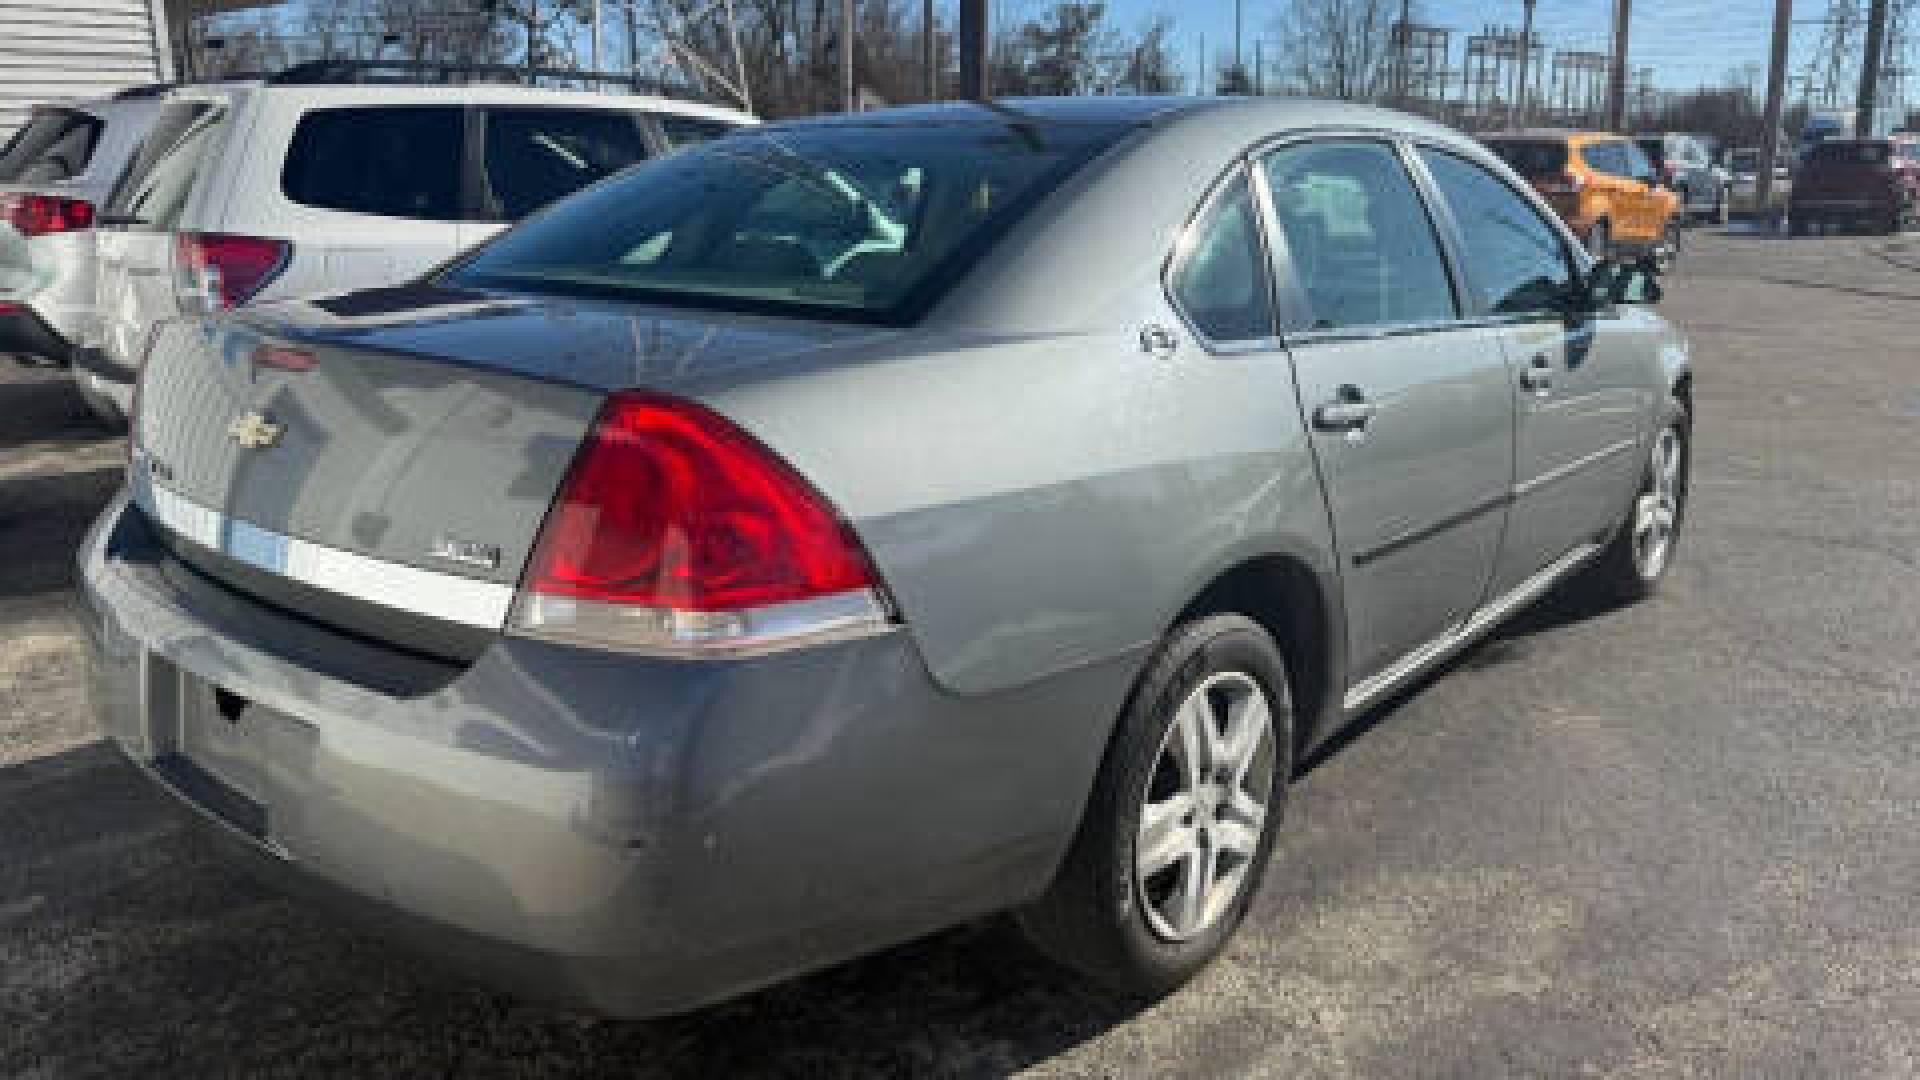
[480,107,649,220]
[1260,140,1457,332]
[282,106,464,220]
[104,102,225,230]
[0,108,103,184]
[1167,171,1275,342]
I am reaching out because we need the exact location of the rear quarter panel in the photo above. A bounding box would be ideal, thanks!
[702,280,1338,701]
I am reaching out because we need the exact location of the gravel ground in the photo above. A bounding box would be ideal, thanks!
[2,230,1918,1078]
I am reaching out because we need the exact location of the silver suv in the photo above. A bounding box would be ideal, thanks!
[82,68,754,421]
[84,97,1690,1016]
[0,91,160,396]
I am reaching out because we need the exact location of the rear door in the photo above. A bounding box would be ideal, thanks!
[467,105,653,249]
[94,99,229,371]
[1415,146,1647,595]
[1257,138,1515,683]
[270,104,468,297]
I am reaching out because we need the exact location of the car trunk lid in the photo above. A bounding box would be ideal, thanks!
[128,287,893,655]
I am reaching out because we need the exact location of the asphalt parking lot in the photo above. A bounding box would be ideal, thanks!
[3,229,1919,1078]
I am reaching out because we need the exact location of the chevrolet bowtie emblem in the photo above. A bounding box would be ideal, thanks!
[227,411,284,450]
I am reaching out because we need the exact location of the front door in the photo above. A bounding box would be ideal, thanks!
[1414,146,1650,596]
[1257,140,1516,683]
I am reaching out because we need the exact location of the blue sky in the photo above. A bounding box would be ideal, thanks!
[1090,1,1829,93]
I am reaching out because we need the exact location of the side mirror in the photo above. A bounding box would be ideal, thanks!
[1587,255,1664,308]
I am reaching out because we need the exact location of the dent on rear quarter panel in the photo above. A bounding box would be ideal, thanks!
[707,289,1336,700]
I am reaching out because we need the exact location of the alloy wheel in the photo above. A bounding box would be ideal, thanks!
[1136,671,1277,943]
[1632,425,1684,579]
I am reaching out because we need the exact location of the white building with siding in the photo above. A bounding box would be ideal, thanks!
[0,0,173,138]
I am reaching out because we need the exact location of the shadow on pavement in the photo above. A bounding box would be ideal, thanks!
[0,465,120,603]
[0,372,110,451]
[0,741,1146,1077]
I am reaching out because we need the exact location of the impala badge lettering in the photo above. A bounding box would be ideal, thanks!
[226,411,284,450]
[430,535,502,571]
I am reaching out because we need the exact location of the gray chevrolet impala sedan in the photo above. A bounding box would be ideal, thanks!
[81,97,1690,1014]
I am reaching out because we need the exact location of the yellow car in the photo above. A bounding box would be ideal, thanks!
[1482,130,1683,263]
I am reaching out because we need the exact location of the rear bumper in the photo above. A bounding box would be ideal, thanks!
[78,491,1120,1016]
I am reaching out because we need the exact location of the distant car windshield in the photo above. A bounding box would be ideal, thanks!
[442,122,1123,325]
[1485,140,1566,175]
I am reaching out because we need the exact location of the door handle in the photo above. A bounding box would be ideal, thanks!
[1313,387,1377,432]
[1519,354,1554,393]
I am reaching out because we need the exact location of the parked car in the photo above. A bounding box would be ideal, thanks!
[80,63,754,423]
[1788,135,1920,234]
[1634,133,1730,224]
[1726,146,1792,214]
[1482,130,1682,265]
[0,90,159,408]
[83,97,1691,1017]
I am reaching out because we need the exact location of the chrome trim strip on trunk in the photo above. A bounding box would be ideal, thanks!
[1342,540,1604,713]
[129,471,516,630]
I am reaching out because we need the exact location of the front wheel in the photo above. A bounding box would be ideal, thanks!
[1714,187,1730,225]
[1576,401,1689,605]
[1657,219,1683,272]
[1017,613,1292,997]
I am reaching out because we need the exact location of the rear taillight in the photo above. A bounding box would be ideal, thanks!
[1536,171,1586,195]
[511,391,892,656]
[0,193,94,236]
[174,232,290,314]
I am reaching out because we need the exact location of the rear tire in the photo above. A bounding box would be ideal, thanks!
[1017,613,1292,998]
[1576,398,1689,606]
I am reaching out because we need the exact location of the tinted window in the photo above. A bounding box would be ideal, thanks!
[1418,148,1574,317]
[444,124,1116,325]
[1584,142,1626,177]
[282,107,463,220]
[0,108,103,184]
[104,102,224,230]
[1261,140,1456,331]
[1168,172,1274,342]
[1635,138,1667,170]
[656,114,736,150]
[1485,140,1566,176]
[482,107,648,220]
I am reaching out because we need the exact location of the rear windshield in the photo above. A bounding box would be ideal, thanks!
[0,108,103,184]
[442,122,1118,325]
[1807,141,1892,167]
[104,102,225,229]
[1484,140,1566,175]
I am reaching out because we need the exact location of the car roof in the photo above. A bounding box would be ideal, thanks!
[152,80,756,124]
[1482,129,1624,145]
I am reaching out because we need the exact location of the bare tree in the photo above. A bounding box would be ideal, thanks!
[1119,15,1181,95]
[1270,0,1406,102]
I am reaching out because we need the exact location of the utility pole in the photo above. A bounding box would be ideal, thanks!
[1254,39,1264,96]
[1198,32,1206,95]
[1760,0,1793,215]
[924,0,937,101]
[841,0,856,112]
[1398,0,1412,99]
[1515,0,1537,126]
[959,0,987,100]
[1857,0,1892,135]
[1234,0,1243,75]
[590,0,600,75]
[1606,0,1631,131]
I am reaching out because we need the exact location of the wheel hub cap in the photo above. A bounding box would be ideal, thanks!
[1633,426,1683,578]
[1136,671,1276,943]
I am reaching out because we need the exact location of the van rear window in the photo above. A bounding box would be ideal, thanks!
[103,103,224,230]
[1485,141,1566,176]
[0,108,103,184]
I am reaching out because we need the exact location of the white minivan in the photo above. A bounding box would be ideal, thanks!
[85,69,754,420]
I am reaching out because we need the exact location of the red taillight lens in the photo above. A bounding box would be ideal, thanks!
[515,392,888,654]
[1,193,94,236]
[174,232,290,313]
